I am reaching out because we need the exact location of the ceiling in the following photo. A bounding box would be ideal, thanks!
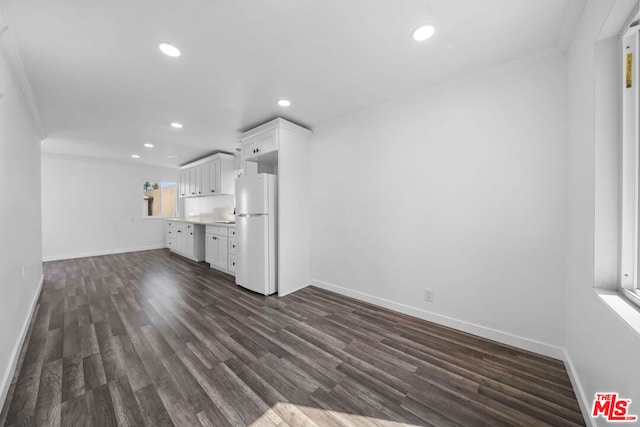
[2,0,582,168]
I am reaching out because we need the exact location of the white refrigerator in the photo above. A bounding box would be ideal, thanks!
[235,173,277,295]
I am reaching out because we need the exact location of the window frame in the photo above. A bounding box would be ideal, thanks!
[142,179,178,219]
[619,22,640,309]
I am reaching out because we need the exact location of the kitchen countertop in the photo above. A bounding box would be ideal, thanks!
[166,217,236,227]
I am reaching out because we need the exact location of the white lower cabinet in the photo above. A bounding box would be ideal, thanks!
[205,225,236,275]
[206,231,228,270]
[166,221,205,262]
[166,221,176,250]
[228,255,237,273]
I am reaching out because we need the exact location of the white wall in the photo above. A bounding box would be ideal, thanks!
[310,51,568,356]
[566,0,640,423]
[41,154,178,260]
[0,34,43,408]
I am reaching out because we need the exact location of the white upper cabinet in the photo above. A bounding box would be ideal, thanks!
[179,170,188,198]
[205,158,220,195]
[201,161,211,195]
[188,168,197,196]
[241,129,278,161]
[179,153,235,198]
[194,165,203,196]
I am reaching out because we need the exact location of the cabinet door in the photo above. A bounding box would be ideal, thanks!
[201,162,210,196]
[194,166,202,196]
[207,234,224,267]
[228,237,237,255]
[215,235,228,269]
[176,224,186,252]
[188,169,197,196]
[241,130,277,161]
[228,255,237,273]
[184,225,195,256]
[206,233,217,264]
[179,171,187,198]
[258,129,277,154]
[207,158,220,194]
[242,136,259,161]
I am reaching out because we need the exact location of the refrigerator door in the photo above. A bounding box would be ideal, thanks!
[235,215,275,295]
[236,174,269,215]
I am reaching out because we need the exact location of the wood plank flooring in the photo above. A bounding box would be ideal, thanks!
[0,249,585,426]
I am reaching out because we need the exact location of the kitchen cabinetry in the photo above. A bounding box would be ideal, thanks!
[166,221,205,262]
[239,118,312,296]
[227,235,237,273]
[179,170,187,197]
[179,153,235,198]
[192,167,201,196]
[241,129,277,161]
[166,221,176,249]
[204,158,220,195]
[205,225,236,275]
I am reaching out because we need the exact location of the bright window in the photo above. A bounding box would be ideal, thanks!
[143,181,177,218]
[620,25,640,308]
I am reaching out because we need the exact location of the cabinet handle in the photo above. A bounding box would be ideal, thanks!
[211,189,215,192]
[190,233,193,235]
[177,230,182,233]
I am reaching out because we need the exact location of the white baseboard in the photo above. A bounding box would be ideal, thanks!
[278,282,310,298]
[563,350,594,427]
[0,274,44,412]
[310,279,565,360]
[43,244,166,262]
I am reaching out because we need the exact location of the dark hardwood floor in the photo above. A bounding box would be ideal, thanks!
[0,249,585,426]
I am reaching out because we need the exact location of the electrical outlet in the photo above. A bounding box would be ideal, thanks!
[424,288,434,302]
[22,265,27,279]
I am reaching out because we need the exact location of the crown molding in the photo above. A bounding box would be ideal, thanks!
[0,25,46,139]
[240,117,312,142]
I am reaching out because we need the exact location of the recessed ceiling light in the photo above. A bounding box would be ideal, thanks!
[131,154,140,159]
[171,122,183,129]
[167,154,178,158]
[412,25,436,42]
[144,143,154,148]
[159,42,181,57]
[278,99,291,107]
